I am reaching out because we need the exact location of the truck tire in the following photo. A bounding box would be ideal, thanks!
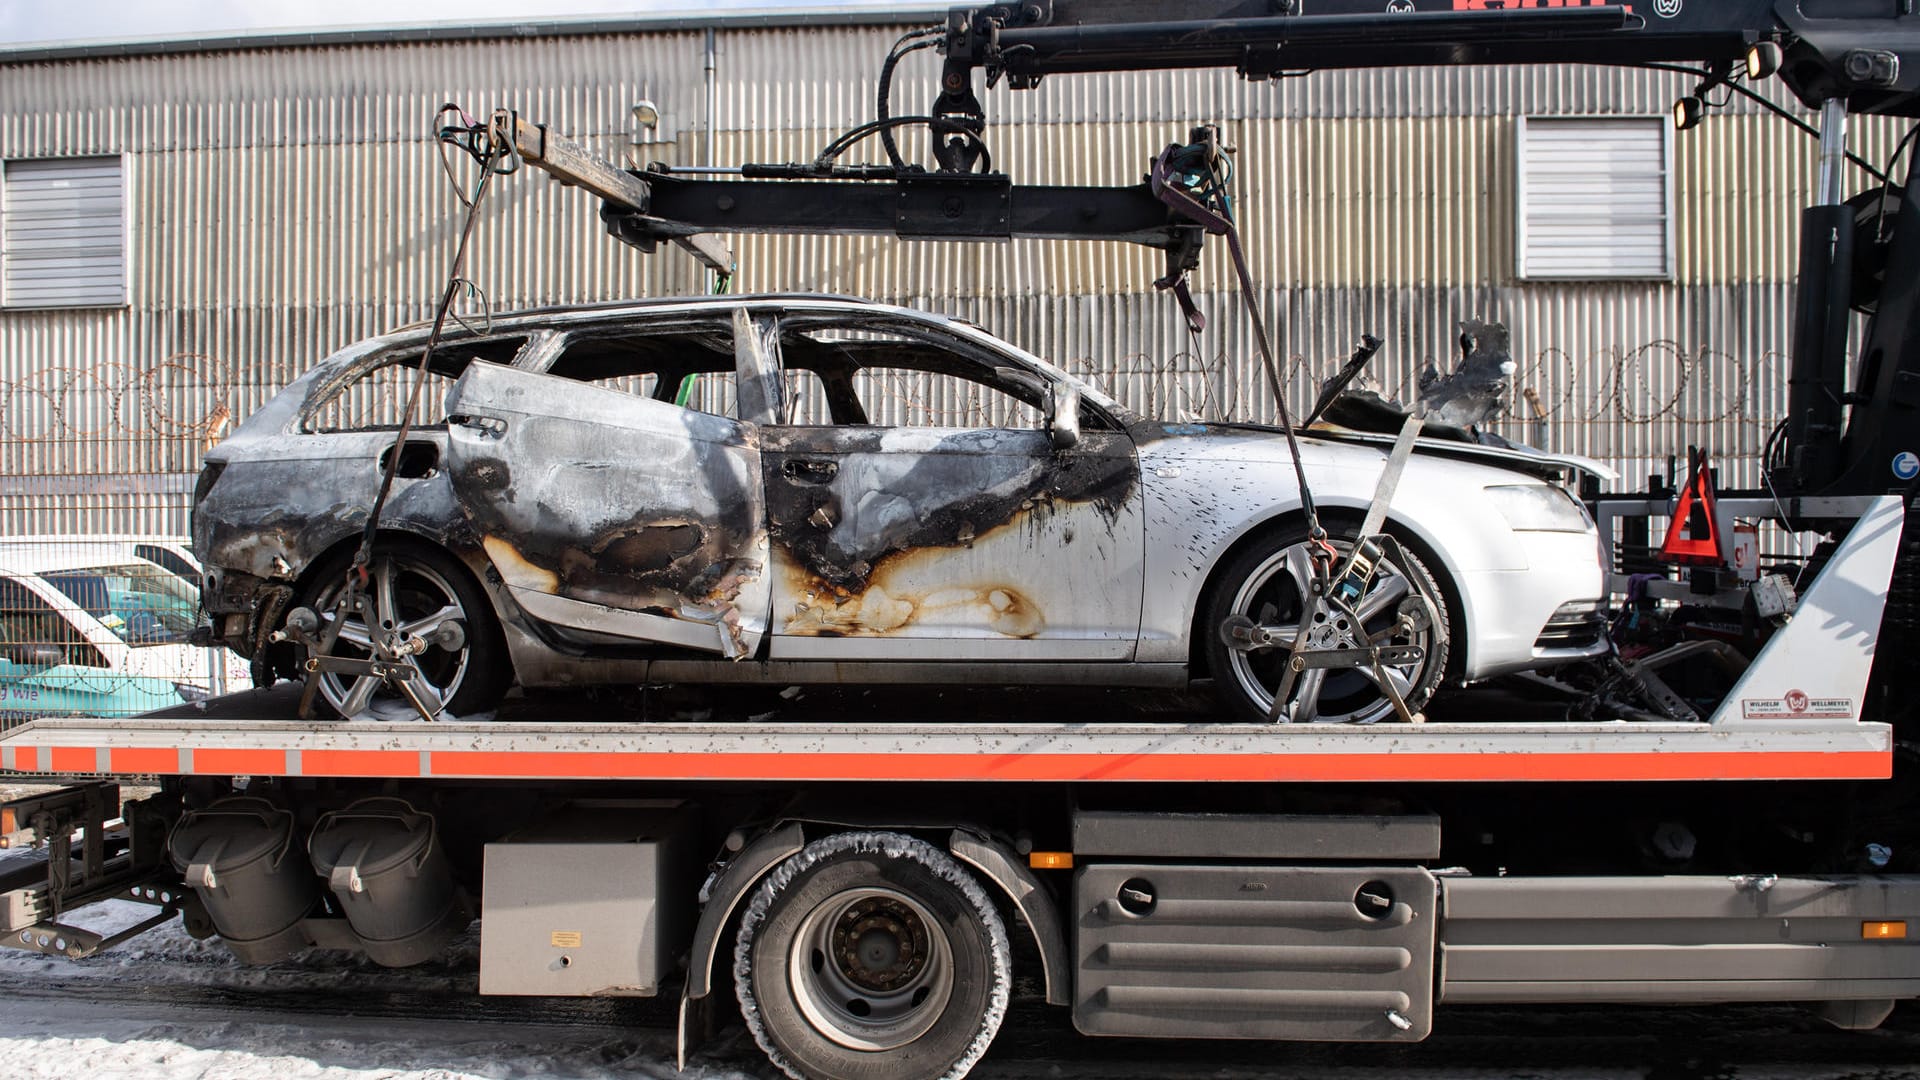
[297,542,508,720]
[1204,522,1450,724]
[734,831,1011,1080]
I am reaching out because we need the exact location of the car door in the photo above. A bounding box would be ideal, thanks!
[761,313,1145,662]
[442,310,773,658]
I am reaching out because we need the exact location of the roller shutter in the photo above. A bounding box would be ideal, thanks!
[1516,117,1672,281]
[2,157,126,308]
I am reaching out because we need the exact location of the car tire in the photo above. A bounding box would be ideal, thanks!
[296,542,508,720]
[1203,520,1451,724]
[734,831,1011,1080]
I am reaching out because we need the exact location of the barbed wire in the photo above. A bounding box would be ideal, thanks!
[1065,341,1783,434]
[0,354,236,446]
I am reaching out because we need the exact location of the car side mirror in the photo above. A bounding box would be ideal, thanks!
[1048,383,1082,451]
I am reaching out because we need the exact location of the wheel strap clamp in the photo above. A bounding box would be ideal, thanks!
[1268,414,1429,724]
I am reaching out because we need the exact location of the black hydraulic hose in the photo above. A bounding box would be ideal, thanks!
[817,115,991,173]
[878,29,942,170]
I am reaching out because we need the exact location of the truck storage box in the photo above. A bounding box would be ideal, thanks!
[479,800,697,997]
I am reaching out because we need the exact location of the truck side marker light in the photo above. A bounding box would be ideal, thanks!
[1029,851,1073,870]
[1862,921,1907,939]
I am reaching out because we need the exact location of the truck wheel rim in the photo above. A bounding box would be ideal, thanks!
[787,885,955,1051]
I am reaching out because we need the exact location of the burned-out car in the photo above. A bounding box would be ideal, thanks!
[193,296,1608,722]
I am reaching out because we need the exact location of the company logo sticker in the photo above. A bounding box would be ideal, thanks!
[1893,450,1919,481]
[1450,0,1626,9]
[1742,691,1853,720]
[1653,0,1681,16]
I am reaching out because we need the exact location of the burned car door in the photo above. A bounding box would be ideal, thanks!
[761,316,1145,662]
[442,314,771,657]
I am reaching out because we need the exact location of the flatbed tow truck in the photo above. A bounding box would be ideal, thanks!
[9,3,1920,1079]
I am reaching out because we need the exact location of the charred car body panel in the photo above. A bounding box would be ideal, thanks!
[193,296,1608,717]
[762,425,1144,661]
[446,361,771,658]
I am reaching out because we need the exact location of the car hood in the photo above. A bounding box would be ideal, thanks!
[1135,420,1615,483]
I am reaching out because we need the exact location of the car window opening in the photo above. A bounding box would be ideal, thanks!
[304,335,529,433]
[39,564,200,647]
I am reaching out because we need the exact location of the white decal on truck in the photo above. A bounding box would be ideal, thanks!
[1742,690,1853,720]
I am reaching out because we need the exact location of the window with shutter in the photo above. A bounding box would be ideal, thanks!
[2,156,127,309]
[1516,117,1672,281]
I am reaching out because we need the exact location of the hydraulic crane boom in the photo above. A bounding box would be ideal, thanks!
[574,1,1920,259]
[939,1,1920,116]
[504,0,1920,502]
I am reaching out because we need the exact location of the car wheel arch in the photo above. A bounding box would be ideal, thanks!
[277,530,513,680]
[288,528,486,603]
[1186,504,1471,685]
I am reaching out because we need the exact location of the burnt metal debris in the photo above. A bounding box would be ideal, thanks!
[1420,320,1517,433]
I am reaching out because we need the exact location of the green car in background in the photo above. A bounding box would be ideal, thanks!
[0,540,248,725]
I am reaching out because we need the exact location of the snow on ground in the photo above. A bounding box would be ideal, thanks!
[0,1019,741,1080]
[0,868,761,1080]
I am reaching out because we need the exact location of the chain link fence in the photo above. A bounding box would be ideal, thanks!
[0,529,240,732]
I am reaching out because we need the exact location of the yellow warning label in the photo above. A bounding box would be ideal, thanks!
[550,931,582,948]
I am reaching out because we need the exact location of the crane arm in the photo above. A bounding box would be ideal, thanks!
[944,0,1920,116]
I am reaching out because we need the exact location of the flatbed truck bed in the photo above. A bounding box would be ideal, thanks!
[0,682,1895,783]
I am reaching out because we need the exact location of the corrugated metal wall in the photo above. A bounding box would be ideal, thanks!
[0,21,1909,533]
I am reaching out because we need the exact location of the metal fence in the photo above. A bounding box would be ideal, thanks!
[0,531,238,729]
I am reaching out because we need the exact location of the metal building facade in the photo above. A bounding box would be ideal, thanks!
[0,12,1902,533]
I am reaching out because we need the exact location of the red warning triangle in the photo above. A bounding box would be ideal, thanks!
[1659,451,1725,567]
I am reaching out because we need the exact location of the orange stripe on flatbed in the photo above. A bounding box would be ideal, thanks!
[3,742,1891,783]
[303,749,420,778]
[422,749,1890,783]
[110,747,179,774]
[48,747,95,773]
[193,748,286,775]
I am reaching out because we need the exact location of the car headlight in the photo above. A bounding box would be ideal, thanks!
[1484,484,1592,533]
[173,681,210,703]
